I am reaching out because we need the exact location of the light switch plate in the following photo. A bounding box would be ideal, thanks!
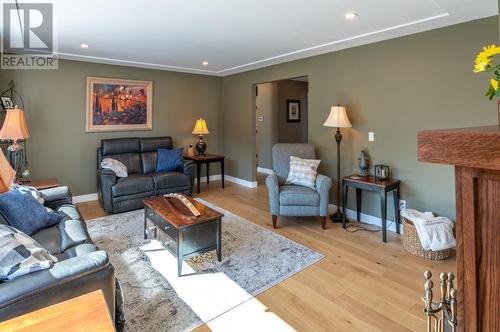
[368,132,375,141]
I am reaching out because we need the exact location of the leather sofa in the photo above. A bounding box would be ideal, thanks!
[97,137,196,213]
[0,186,118,324]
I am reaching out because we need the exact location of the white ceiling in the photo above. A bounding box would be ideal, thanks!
[1,0,498,76]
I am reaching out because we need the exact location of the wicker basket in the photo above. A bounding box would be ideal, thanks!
[402,217,450,260]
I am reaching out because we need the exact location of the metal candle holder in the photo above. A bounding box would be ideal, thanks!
[422,271,458,332]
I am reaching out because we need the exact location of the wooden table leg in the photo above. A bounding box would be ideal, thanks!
[393,186,400,234]
[356,188,362,221]
[206,162,210,184]
[381,190,387,242]
[221,160,225,189]
[196,162,201,194]
[342,181,348,228]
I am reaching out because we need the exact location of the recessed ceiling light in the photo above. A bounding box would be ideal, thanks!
[80,43,89,49]
[345,12,358,20]
[202,61,209,66]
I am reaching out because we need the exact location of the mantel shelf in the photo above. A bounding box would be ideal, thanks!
[417,125,500,171]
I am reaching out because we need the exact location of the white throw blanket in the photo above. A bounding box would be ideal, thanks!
[401,209,456,251]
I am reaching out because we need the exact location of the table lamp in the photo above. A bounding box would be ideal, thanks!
[192,118,210,157]
[0,107,31,179]
[0,149,15,193]
[323,105,352,223]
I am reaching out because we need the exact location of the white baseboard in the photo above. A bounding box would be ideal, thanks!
[328,204,402,234]
[257,167,273,175]
[73,174,258,203]
[73,193,98,203]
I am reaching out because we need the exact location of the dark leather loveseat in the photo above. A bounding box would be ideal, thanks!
[97,136,195,213]
[0,186,117,324]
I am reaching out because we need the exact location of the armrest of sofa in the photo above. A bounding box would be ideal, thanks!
[97,168,117,213]
[265,173,280,216]
[40,186,73,210]
[182,160,196,194]
[0,250,115,322]
[315,174,333,217]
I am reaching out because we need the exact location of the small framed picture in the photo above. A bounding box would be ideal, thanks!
[0,96,15,109]
[286,99,300,122]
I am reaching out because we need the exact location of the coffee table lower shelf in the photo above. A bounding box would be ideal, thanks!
[144,205,222,277]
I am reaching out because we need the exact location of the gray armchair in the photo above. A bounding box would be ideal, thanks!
[266,144,333,229]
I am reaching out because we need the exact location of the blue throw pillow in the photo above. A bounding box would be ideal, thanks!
[0,189,65,236]
[157,148,184,172]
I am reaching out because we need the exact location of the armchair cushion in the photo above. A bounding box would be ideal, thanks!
[279,185,320,206]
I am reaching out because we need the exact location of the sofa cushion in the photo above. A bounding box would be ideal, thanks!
[102,137,140,155]
[31,225,60,255]
[0,225,57,280]
[279,185,320,206]
[102,153,142,175]
[58,218,92,252]
[140,136,173,152]
[156,148,183,172]
[153,172,190,190]
[112,174,154,197]
[0,189,65,236]
[57,244,98,261]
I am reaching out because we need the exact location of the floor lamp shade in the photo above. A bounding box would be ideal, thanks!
[0,108,31,142]
[0,149,15,193]
[323,106,352,128]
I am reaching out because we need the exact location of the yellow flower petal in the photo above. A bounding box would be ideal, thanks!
[491,79,499,92]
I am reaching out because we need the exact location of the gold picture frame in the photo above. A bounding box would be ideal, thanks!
[86,77,153,132]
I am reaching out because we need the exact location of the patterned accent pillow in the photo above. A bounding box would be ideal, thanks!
[285,156,321,189]
[101,158,128,177]
[0,224,57,280]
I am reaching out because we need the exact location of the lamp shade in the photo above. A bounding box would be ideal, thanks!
[192,118,210,135]
[323,105,352,128]
[0,108,31,141]
[0,149,15,193]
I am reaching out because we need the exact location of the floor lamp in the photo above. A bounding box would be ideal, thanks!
[323,105,352,223]
[0,108,31,181]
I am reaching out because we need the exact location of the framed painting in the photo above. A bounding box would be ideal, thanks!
[86,77,153,132]
[286,99,300,122]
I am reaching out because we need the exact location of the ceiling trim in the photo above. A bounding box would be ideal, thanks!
[52,7,493,77]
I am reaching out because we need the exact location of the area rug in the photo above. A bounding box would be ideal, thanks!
[86,199,324,331]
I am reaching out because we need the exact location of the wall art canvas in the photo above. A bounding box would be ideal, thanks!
[286,99,300,122]
[86,77,153,132]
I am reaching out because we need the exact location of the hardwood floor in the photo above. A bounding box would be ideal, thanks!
[78,174,456,331]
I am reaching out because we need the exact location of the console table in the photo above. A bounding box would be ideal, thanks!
[341,175,401,242]
[184,154,225,194]
[418,125,500,331]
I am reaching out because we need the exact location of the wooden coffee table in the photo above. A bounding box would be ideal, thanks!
[143,194,223,276]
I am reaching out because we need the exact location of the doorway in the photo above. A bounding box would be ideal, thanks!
[255,76,308,184]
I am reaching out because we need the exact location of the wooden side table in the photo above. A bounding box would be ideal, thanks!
[0,290,114,332]
[183,154,225,194]
[341,175,401,242]
[26,178,59,190]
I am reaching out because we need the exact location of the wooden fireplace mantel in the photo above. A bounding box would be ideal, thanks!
[417,125,500,332]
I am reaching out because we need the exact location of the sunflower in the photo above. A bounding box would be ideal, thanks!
[473,44,500,73]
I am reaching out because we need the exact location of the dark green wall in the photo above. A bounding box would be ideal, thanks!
[221,17,499,219]
[0,60,222,195]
